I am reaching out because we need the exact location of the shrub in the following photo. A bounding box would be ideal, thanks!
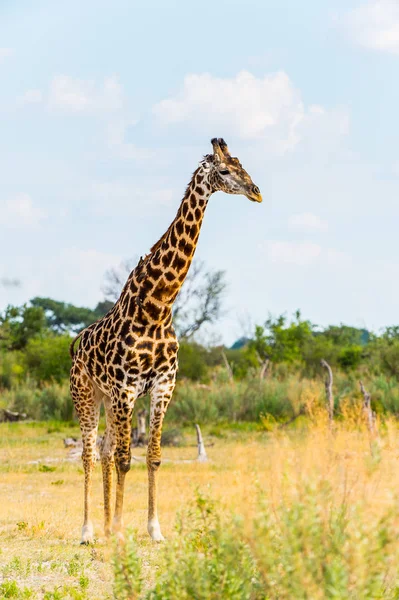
[113,488,399,599]
[1,380,73,420]
[24,335,71,383]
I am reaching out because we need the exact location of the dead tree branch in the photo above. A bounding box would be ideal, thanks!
[359,380,377,439]
[255,351,270,381]
[221,350,234,381]
[195,424,208,462]
[0,408,27,422]
[320,359,334,424]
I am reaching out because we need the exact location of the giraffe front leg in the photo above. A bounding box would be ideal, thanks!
[112,389,135,538]
[147,381,174,542]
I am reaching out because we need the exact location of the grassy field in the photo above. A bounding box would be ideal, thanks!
[1,413,399,598]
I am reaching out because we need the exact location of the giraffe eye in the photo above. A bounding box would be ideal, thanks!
[220,169,230,175]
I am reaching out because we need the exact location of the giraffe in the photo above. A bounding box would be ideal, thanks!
[69,138,262,544]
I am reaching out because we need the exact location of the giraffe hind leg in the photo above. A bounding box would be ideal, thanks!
[147,380,175,542]
[70,368,101,544]
[100,395,116,538]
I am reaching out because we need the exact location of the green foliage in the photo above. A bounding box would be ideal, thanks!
[0,304,47,351]
[0,350,25,388]
[0,580,33,598]
[225,347,259,379]
[113,530,142,600]
[24,334,71,383]
[112,489,399,599]
[1,380,73,420]
[170,377,294,424]
[337,345,363,370]
[148,494,258,600]
[113,494,258,600]
[178,341,209,381]
[254,486,399,598]
[245,312,314,373]
[30,297,112,334]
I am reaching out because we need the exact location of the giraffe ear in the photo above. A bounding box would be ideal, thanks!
[211,138,225,164]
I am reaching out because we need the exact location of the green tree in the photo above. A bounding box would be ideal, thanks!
[0,304,47,350]
[30,297,113,334]
[24,334,72,382]
[248,312,314,365]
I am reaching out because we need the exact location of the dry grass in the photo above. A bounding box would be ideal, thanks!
[1,413,399,598]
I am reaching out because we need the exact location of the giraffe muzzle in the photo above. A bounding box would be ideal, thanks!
[248,185,263,203]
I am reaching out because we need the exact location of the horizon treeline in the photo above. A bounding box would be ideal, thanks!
[1,297,399,389]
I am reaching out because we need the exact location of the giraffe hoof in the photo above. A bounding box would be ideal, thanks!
[81,524,94,545]
[148,520,165,542]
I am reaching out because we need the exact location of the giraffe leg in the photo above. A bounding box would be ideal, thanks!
[72,377,101,545]
[100,395,116,538]
[147,381,175,542]
[112,389,135,536]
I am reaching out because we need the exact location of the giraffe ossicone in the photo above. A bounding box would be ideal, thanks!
[69,138,262,544]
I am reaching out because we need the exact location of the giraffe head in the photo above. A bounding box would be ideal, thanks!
[204,138,262,203]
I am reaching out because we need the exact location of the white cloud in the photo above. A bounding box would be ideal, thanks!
[0,194,47,228]
[0,48,13,62]
[262,240,351,268]
[18,89,43,105]
[288,212,328,232]
[264,241,322,266]
[48,75,124,114]
[345,1,399,54]
[153,71,349,153]
[22,74,150,161]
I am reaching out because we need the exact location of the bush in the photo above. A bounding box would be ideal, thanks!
[24,335,71,383]
[114,494,259,600]
[113,489,399,599]
[169,377,295,424]
[0,380,73,420]
[0,351,25,389]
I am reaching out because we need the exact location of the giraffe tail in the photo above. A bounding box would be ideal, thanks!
[69,330,85,359]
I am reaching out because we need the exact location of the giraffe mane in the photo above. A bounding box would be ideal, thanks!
[148,167,201,255]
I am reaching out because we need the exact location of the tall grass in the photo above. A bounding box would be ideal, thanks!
[114,488,399,599]
[113,412,399,599]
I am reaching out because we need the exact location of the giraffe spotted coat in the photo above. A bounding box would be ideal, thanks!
[69,138,262,543]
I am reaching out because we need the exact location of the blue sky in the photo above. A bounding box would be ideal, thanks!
[1,0,399,344]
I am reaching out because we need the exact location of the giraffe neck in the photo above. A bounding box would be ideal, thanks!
[124,167,212,325]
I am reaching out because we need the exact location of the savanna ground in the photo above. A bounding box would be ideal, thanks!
[2,401,399,599]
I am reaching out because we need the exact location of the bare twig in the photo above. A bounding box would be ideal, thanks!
[320,359,334,424]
